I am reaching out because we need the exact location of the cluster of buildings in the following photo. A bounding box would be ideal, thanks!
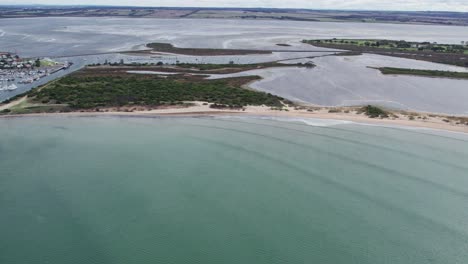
[0,52,39,70]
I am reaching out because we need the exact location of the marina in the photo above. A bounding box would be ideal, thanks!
[0,59,73,96]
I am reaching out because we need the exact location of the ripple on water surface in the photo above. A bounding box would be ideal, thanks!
[0,116,467,264]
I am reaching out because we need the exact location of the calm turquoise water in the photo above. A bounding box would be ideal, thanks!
[1,116,468,264]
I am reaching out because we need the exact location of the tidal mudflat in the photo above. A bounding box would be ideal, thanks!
[2,17,468,56]
[210,54,468,114]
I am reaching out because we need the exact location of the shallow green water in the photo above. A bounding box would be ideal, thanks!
[1,116,468,264]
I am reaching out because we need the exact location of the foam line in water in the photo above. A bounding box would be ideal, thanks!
[214,115,353,127]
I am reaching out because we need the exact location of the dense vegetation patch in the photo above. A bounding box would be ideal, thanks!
[375,67,468,80]
[28,75,286,109]
[360,105,389,118]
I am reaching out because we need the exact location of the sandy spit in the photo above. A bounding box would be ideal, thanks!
[2,102,467,134]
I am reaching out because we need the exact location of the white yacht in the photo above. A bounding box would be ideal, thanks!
[0,79,18,91]
[6,83,18,91]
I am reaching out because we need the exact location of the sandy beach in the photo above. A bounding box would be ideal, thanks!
[2,102,467,134]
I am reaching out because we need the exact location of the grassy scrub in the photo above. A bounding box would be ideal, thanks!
[376,67,468,80]
[86,62,313,74]
[144,43,271,56]
[303,39,468,67]
[304,39,468,54]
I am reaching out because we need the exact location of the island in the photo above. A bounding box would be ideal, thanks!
[303,39,468,67]
[138,43,272,56]
[373,67,468,80]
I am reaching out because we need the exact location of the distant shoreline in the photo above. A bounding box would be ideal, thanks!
[2,7,468,26]
[1,15,467,28]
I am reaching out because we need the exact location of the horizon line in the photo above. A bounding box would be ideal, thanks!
[0,4,467,13]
